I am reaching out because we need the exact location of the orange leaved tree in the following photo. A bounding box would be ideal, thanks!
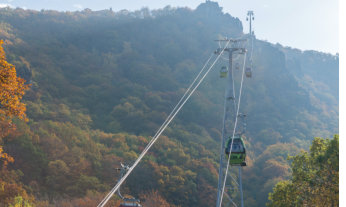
[0,40,33,206]
[0,39,29,164]
[0,40,29,123]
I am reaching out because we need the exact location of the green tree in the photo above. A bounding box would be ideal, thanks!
[267,135,339,207]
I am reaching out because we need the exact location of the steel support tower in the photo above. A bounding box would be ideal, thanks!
[246,11,254,35]
[215,38,247,207]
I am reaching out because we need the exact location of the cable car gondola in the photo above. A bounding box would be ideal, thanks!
[120,199,142,207]
[225,134,246,166]
[245,67,252,78]
[117,164,142,207]
[220,66,227,78]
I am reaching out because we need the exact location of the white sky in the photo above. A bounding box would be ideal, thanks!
[0,0,340,54]
[340,0,345,204]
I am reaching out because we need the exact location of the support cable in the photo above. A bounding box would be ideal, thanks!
[250,35,254,61]
[231,57,237,112]
[218,52,247,207]
[97,40,232,207]
[140,53,214,157]
[97,53,213,207]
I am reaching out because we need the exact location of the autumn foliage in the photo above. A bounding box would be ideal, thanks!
[0,40,31,206]
[0,5,339,207]
[0,40,28,119]
[0,40,29,137]
[267,135,339,207]
[1,39,29,167]
[141,190,176,207]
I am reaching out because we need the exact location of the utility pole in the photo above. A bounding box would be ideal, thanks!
[246,11,254,35]
[215,38,247,207]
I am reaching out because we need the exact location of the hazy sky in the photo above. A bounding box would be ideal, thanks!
[0,0,339,54]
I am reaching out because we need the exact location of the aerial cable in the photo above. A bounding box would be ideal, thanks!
[219,52,247,207]
[97,53,214,207]
[250,35,254,61]
[98,46,227,207]
[140,53,214,156]
[97,40,232,207]
[219,41,229,62]
[231,58,237,112]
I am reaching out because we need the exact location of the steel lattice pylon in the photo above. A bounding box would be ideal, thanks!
[215,38,247,207]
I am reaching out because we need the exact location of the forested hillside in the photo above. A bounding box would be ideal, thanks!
[0,1,338,206]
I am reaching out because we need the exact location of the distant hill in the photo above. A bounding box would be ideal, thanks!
[0,1,338,206]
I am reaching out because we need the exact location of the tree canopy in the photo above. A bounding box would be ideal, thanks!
[0,40,29,123]
[267,135,339,207]
[0,40,33,207]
